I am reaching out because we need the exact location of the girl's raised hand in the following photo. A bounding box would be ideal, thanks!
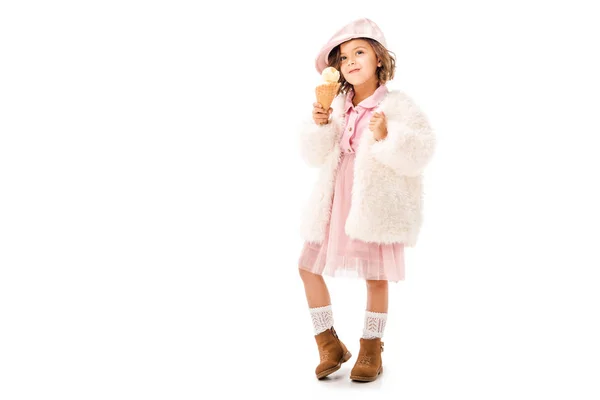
[312,102,333,125]
[369,111,388,141]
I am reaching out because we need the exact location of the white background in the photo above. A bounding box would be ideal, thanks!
[1,0,599,398]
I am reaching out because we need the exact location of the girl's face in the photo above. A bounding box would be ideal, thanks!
[339,39,381,86]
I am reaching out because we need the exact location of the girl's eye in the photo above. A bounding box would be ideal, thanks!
[341,51,364,61]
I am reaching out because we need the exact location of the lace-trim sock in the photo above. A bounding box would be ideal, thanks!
[362,311,387,339]
[309,305,334,335]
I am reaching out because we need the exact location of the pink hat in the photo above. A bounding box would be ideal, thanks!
[315,18,387,74]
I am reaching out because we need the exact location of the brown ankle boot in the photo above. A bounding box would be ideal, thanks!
[350,338,384,382]
[314,327,352,379]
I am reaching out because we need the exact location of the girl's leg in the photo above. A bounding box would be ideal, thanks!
[350,280,388,382]
[366,279,388,313]
[299,268,331,308]
[364,280,388,338]
[299,268,334,334]
[300,269,351,379]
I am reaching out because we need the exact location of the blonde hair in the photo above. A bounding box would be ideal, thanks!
[326,38,396,96]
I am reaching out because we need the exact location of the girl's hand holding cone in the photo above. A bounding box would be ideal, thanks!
[313,102,332,125]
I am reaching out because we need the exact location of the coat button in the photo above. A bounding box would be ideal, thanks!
[349,127,353,131]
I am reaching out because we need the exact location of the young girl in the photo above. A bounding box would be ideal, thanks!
[297,18,436,382]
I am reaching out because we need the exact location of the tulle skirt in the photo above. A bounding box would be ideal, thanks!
[298,151,405,282]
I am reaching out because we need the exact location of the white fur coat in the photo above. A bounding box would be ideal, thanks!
[298,89,435,247]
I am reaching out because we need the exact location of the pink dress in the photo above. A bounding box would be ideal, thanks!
[298,84,406,282]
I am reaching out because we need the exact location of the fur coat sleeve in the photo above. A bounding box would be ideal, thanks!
[297,120,338,167]
[369,92,436,177]
[297,96,345,167]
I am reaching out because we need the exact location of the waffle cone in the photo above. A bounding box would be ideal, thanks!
[315,82,340,111]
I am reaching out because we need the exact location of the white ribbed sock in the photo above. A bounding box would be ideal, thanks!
[362,311,387,339]
[309,305,334,335]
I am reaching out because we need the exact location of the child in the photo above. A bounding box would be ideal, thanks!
[297,18,436,382]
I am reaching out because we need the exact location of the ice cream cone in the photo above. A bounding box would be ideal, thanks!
[315,82,340,111]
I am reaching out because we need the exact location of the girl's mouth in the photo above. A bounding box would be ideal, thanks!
[349,68,360,74]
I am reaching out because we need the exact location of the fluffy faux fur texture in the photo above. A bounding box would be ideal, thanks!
[298,90,435,246]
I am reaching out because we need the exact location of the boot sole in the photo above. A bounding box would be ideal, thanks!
[316,351,352,379]
[350,366,383,382]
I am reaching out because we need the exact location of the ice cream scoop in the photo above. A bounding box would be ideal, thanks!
[321,66,340,83]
